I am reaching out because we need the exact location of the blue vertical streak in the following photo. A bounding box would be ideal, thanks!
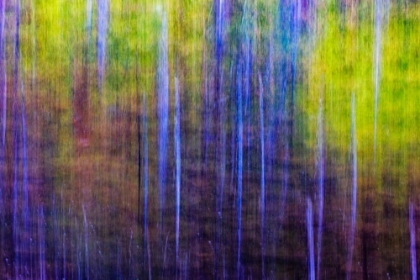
[0,0,6,255]
[290,0,301,110]
[280,79,289,224]
[258,73,266,279]
[236,61,243,280]
[87,0,92,40]
[83,205,90,280]
[38,206,46,280]
[52,194,58,278]
[142,90,149,274]
[410,202,417,280]
[0,0,5,149]
[277,0,293,118]
[13,0,20,276]
[265,38,275,216]
[174,77,181,273]
[215,5,225,265]
[75,218,81,280]
[316,98,324,280]
[217,68,226,278]
[12,107,19,278]
[20,78,29,273]
[62,191,67,279]
[265,35,278,265]
[347,93,357,280]
[14,0,20,88]
[157,13,169,227]
[215,0,224,85]
[307,198,315,280]
[214,4,226,272]
[218,70,226,212]
[97,0,109,90]
[229,63,236,200]
[244,38,252,196]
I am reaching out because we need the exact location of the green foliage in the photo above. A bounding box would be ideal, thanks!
[17,0,420,196]
[305,1,420,201]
